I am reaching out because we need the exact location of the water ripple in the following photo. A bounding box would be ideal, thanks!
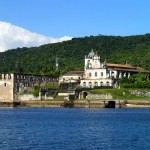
[0,108,150,149]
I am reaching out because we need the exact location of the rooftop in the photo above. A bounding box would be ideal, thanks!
[106,63,148,72]
[63,71,84,76]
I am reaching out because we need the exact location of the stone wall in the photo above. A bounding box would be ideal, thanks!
[130,90,150,98]
[0,74,14,102]
[19,94,54,101]
[18,94,40,101]
[13,73,59,101]
[86,93,113,100]
[0,73,59,102]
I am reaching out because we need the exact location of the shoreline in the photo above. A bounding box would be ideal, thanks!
[126,104,150,108]
[0,99,150,108]
[126,100,150,108]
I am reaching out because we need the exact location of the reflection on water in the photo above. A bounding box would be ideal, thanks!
[0,108,150,150]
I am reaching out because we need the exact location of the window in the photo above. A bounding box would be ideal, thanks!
[94,82,98,87]
[95,72,97,77]
[111,72,114,77]
[88,82,92,88]
[89,72,92,77]
[87,60,90,69]
[83,82,86,88]
[101,72,103,76]
[8,74,11,79]
[4,74,6,80]
[106,81,110,86]
[100,82,103,86]
[4,83,6,87]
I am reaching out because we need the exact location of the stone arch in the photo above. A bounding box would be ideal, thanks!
[83,91,88,99]
[83,82,86,88]
[94,82,98,87]
[88,82,92,88]
[100,81,103,86]
[106,81,110,86]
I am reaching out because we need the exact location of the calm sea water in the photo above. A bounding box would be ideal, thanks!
[0,108,150,150]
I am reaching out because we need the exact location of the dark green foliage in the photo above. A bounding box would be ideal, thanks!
[0,34,150,74]
[31,86,40,97]
[121,73,150,88]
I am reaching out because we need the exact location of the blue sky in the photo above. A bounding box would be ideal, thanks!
[0,0,150,51]
[1,0,150,37]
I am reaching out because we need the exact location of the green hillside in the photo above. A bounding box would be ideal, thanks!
[0,34,150,75]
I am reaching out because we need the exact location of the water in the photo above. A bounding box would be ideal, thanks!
[0,108,150,150]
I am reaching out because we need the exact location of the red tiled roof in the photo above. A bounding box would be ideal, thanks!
[106,63,134,68]
[106,63,145,71]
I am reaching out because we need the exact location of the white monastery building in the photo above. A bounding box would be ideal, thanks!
[60,50,148,88]
[81,50,113,88]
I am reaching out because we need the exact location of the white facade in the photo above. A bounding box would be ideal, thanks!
[81,78,113,88]
[60,50,146,89]
[81,50,114,88]
[84,50,102,70]
[59,71,83,83]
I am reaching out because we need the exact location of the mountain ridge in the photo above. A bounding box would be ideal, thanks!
[0,34,150,75]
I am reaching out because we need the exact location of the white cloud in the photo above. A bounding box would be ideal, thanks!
[0,21,72,52]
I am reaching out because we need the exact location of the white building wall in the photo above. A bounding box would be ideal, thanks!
[59,75,81,83]
[85,69,107,79]
[81,78,113,88]
[85,56,101,70]
[81,50,115,88]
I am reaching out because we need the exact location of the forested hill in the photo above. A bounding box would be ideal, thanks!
[0,34,150,75]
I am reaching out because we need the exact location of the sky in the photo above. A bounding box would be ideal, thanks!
[0,0,150,52]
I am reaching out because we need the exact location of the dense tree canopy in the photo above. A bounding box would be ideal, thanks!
[0,34,150,75]
[121,73,150,88]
